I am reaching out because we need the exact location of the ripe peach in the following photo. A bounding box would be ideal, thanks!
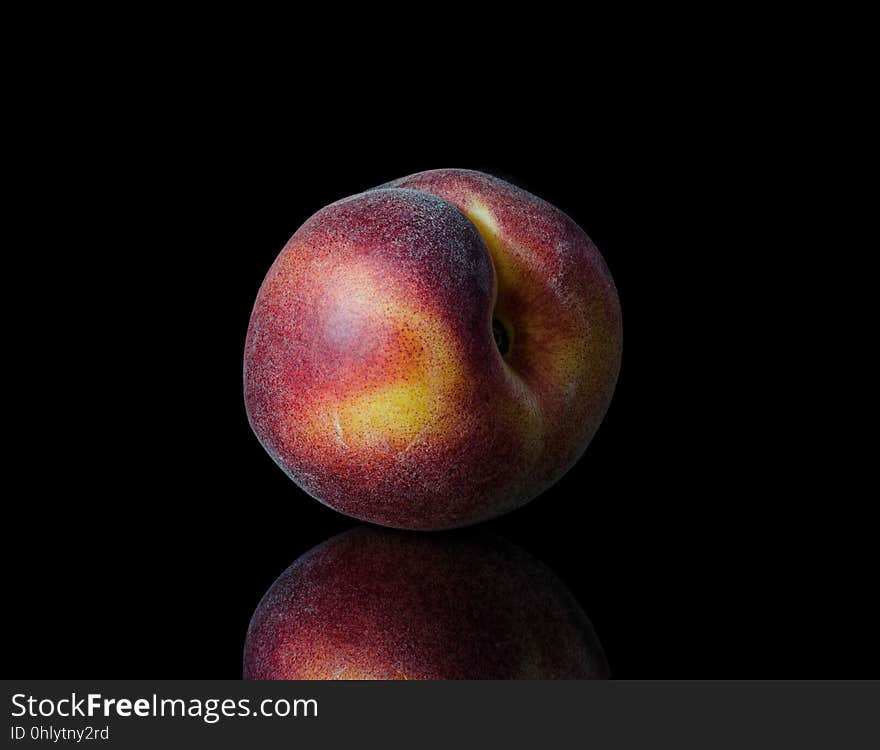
[244,527,608,680]
[244,169,622,529]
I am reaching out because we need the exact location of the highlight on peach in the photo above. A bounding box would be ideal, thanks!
[244,527,608,680]
[244,169,623,530]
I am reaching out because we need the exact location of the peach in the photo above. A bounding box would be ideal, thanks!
[244,527,608,679]
[244,169,622,529]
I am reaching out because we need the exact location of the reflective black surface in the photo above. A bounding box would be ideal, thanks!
[244,526,608,679]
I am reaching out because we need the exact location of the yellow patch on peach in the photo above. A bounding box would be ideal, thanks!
[304,263,466,452]
[333,380,435,449]
[465,199,521,296]
[550,339,588,383]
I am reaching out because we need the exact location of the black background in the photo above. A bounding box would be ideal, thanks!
[7,72,872,679]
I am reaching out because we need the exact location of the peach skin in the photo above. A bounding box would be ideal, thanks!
[244,527,609,680]
[244,169,622,529]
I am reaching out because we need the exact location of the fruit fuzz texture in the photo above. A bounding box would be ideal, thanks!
[244,169,622,529]
[244,527,609,679]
